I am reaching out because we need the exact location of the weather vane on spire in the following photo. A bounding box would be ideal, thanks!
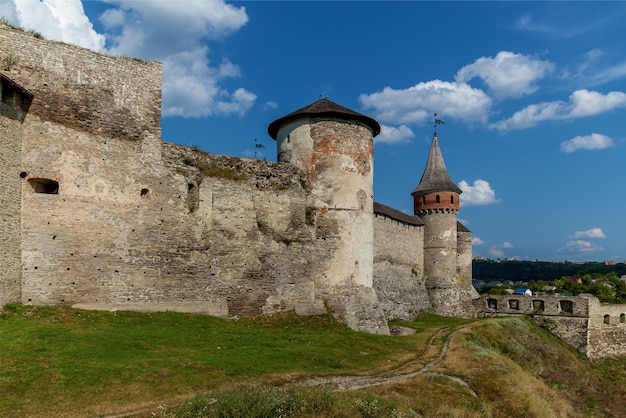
[254,138,266,159]
[434,113,445,135]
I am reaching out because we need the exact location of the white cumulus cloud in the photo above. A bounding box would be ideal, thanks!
[98,0,254,118]
[570,228,607,239]
[459,179,500,207]
[488,242,515,258]
[375,124,415,145]
[162,48,255,118]
[263,101,278,110]
[489,248,505,258]
[491,89,626,131]
[565,240,604,253]
[560,133,614,153]
[99,0,248,58]
[359,80,491,126]
[1,0,105,51]
[472,237,485,246]
[455,51,554,99]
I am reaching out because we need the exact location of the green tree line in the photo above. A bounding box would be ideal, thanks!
[474,260,626,303]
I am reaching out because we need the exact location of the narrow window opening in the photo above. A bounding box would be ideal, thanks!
[620,313,625,323]
[187,182,199,212]
[422,196,426,205]
[559,300,573,314]
[451,195,454,204]
[603,314,610,325]
[487,298,498,309]
[436,194,440,204]
[28,178,59,194]
[140,188,149,197]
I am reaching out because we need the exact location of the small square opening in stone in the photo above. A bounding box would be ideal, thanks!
[28,178,59,194]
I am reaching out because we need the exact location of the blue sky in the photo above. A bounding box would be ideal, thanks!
[3,1,625,262]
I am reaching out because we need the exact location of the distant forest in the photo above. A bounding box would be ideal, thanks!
[473,260,626,284]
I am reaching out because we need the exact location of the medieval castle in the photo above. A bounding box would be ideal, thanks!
[1,23,624,358]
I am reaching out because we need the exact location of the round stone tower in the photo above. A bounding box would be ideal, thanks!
[268,98,389,334]
[412,133,465,315]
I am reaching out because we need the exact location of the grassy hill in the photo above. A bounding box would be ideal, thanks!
[1,304,625,417]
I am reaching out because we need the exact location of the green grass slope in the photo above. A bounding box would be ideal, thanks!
[1,304,624,417]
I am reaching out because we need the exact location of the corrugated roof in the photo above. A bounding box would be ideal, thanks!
[374,202,424,226]
[268,97,380,139]
[412,134,461,195]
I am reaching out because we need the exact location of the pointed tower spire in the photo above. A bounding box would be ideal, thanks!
[412,134,461,197]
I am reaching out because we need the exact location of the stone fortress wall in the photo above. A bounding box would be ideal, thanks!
[0,73,30,305]
[475,295,626,359]
[0,23,391,333]
[1,23,623,357]
[587,303,626,358]
[0,23,333,322]
[372,205,428,320]
[0,22,162,142]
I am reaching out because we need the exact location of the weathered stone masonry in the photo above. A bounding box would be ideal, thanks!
[1,23,623,357]
[0,74,31,305]
[475,295,626,359]
[1,23,333,322]
[373,203,428,321]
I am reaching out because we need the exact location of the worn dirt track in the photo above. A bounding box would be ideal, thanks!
[105,324,475,418]
[290,325,475,394]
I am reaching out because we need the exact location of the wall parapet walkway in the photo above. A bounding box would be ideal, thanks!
[475,295,626,359]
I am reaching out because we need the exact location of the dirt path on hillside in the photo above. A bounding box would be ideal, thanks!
[288,326,476,394]
[105,325,475,417]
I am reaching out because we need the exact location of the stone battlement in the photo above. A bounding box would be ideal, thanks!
[475,295,626,359]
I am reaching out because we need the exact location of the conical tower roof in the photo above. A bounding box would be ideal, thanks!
[268,97,380,139]
[412,134,462,195]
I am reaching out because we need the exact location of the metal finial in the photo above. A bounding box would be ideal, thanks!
[434,113,445,135]
[254,138,266,159]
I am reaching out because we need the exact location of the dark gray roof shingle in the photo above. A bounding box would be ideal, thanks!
[268,97,380,139]
[374,202,424,226]
[457,221,471,233]
[412,134,461,195]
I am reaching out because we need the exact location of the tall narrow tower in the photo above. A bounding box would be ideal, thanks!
[412,132,467,315]
[268,98,389,334]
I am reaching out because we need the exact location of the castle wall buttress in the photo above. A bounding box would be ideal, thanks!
[456,228,470,282]
[587,302,626,358]
[0,115,22,305]
[0,75,29,305]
